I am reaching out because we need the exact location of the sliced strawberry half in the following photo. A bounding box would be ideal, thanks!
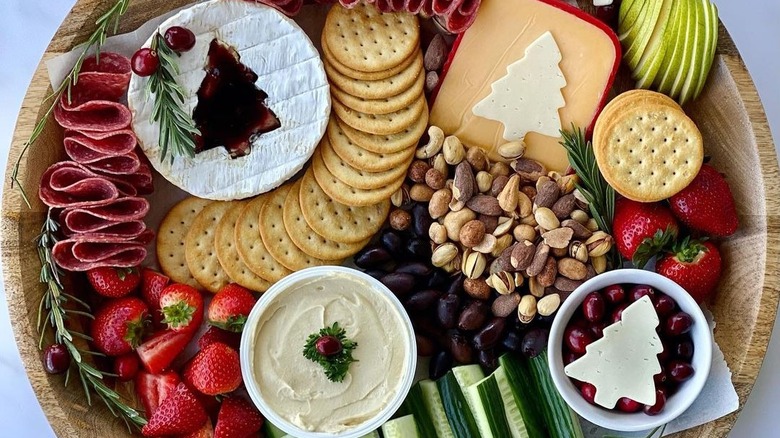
[135,370,180,420]
[141,382,208,437]
[137,328,194,374]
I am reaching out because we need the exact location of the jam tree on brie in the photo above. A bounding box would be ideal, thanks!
[192,39,281,158]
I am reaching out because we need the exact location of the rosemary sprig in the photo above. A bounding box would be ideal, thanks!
[303,322,358,383]
[11,0,131,208]
[146,32,198,164]
[36,209,146,430]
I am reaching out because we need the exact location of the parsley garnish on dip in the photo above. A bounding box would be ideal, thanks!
[303,322,358,382]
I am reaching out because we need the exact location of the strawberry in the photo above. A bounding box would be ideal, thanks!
[91,297,149,356]
[198,326,241,351]
[184,343,242,396]
[141,268,170,309]
[208,284,256,332]
[669,164,739,237]
[114,353,140,382]
[87,267,141,298]
[612,198,679,267]
[142,382,208,437]
[135,370,180,419]
[214,396,264,438]
[160,284,204,332]
[137,328,195,374]
[181,417,214,438]
[656,239,723,303]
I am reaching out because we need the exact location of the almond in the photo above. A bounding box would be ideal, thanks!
[466,194,503,216]
[452,161,476,203]
[537,256,558,287]
[510,240,536,271]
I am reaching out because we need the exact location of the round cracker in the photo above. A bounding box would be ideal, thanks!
[332,92,426,135]
[323,1,419,73]
[322,38,417,81]
[259,184,334,271]
[299,169,389,244]
[595,90,681,151]
[184,202,234,293]
[235,195,292,283]
[330,71,424,115]
[333,110,427,154]
[593,102,703,202]
[214,201,271,293]
[157,197,213,289]
[311,148,405,207]
[320,136,411,190]
[324,53,423,100]
[283,180,369,260]
[328,115,417,171]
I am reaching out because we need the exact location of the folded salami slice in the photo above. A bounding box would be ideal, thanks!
[61,219,148,239]
[339,0,363,8]
[54,100,132,133]
[63,129,137,159]
[442,0,480,33]
[406,0,428,14]
[52,239,147,271]
[61,196,150,225]
[92,163,154,195]
[374,0,393,12]
[39,162,138,208]
[456,0,480,16]
[63,53,132,108]
[432,0,458,15]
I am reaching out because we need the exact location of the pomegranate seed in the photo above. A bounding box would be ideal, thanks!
[616,397,642,413]
[668,360,695,383]
[42,344,70,374]
[601,284,625,305]
[654,294,676,317]
[629,285,655,302]
[582,292,606,323]
[664,311,693,336]
[580,383,597,405]
[131,48,159,76]
[315,335,343,356]
[644,389,667,416]
[673,338,695,360]
[114,353,140,382]
[611,303,629,323]
[564,326,594,355]
[164,26,196,52]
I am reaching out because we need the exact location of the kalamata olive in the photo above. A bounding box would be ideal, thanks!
[644,389,667,416]
[458,300,489,331]
[564,351,581,365]
[405,289,442,311]
[478,349,498,371]
[616,397,642,413]
[501,331,522,352]
[667,360,694,382]
[396,261,433,277]
[601,284,625,305]
[673,338,694,360]
[450,332,474,363]
[380,272,415,297]
[581,291,605,323]
[521,328,550,358]
[42,343,70,374]
[364,269,385,280]
[447,274,465,296]
[429,350,453,380]
[654,293,676,316]
[590,320,607,339]
[406,238,431,260]
[380,230,404,257]
[426,269,450,289]
[412,203,434,237]
[473,318,507,350]
[414,317,449,347]
[355,245,392,268]
[664,311,693,336]
[437,294,461,329]
[416,334,436,357]
[580,383,597,405]
[564,326,594,354]
[611,302,629,323]
[629,284,655,302]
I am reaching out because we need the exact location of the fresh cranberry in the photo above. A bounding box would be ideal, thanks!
[611,303,630,323]
[590,320,607,339]
[582,292,606,323]
[673,338,695,360]
[644,389,667,416]
[580,383,597,405]
[42,343,70,374]
[131,48,159,76]
[668,360,695,382]
[654,294,676,317]
[616,397,643,413]
[657,340,670,363]
[164,26,196,52]
[664,311,693,336]
[114,353,139,382]
[315,335,343,356]
[653,370,669,386]
[601,284,625,305]
[564,350,581,365]
[629,285,655,302]
[564,326,594,355]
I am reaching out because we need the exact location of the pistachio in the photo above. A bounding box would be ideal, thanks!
[408,160,431,183]
[534,207,560,231]
[585,231,614,257]
[514,272,525,288]
[431,243,458,267]
[526,243,550,277]
[443,135,466,165]
[489,161,511,177]
[410,183,435,202]
[497,174,521,213]
[429,188,453,219]
[490,271,515,295]
[518,295,537,323]
[573,188,589,208]
[554,276,583,292]
[391,184,410,208]
[472,234,497,254]
[561,219,593,240]
[492,234,514,257]
[464,278,491,300]
[462,250,487,279]
[493,216,514,237]
[492,292,521,317]
[476,171,494,194]
[511,158,547,181]
[537,294,561,317]
[534,179,560,209]
[513,224,537,243]
[415,125,445,159]
[425,168,446,190]
[537,256,558,287]
[591,254,607,274]
[585,218,599,232]
[443,208,476,242]
[528,276,545,298]
[542,227,574,249]
[511,240,536,271]
[558,257,588,280]
[568,240,589,263]
[429,222,448,244]
[460,220,486,248]
[432,153,448,179]
[551,194,577,219]
[452,162,476,203]
[570,209,589,224]
[466,147,488,172]
[498,140,526,159]
[466,194,503,216]
[516,191,533,218]
[442,255,460,274]
[557,174,579,194]
[490,175,509,197]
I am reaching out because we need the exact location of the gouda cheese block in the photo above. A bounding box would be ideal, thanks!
[430,0,620,171]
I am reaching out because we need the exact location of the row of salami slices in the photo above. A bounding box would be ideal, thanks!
[38,53,154,271]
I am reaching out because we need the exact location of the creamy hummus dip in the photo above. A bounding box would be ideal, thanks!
[248,272,411,433]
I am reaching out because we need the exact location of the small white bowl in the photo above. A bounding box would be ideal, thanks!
[548,269,712,432]
[239,266,417,438]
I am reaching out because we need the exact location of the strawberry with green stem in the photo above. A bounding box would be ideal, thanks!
[91,297,149,356]
[159,284,204,333]
[656,238,723,303]
[208,284,256,332]
[612,198,679,267]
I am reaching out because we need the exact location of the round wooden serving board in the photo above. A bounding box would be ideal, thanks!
[2,1,779,436]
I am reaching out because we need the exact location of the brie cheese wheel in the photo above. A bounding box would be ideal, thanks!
[128,0,330,200]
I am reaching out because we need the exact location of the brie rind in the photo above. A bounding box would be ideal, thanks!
[128,0,330,200]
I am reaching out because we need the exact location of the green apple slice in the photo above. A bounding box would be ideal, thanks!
[620,0,650,42]
[619,0,646,37]
[693,2,720,97]
[625,0,666,70]
[634,0,674,88]
[678,0,708,105]
[656,0,689,94]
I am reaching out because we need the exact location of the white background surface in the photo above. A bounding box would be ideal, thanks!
[0,0,777,436]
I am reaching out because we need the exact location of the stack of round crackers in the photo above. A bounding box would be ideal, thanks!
[316,1,428,207]
[592,90,704,202]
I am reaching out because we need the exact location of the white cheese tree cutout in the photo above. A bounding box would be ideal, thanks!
[472,31,567,142]
[564,296,663,408]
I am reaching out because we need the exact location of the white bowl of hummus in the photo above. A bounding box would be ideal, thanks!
[240,266,417,437]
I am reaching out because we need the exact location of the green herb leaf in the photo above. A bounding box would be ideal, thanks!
[632,226,678,268]
[303,322,358,383]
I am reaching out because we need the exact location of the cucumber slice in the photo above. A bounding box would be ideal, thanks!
[404,382,438,438]
[528,351,585,438]
[494,366,530,438]
[451,365,488,436]
[360,431,380,438]
[468,374,512,438]
[437,371,480,438]
[264,421,287,438]
[451,364,486,388]
[381,414,420,438]
[499,354,548,438]
[419,380,455,438]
